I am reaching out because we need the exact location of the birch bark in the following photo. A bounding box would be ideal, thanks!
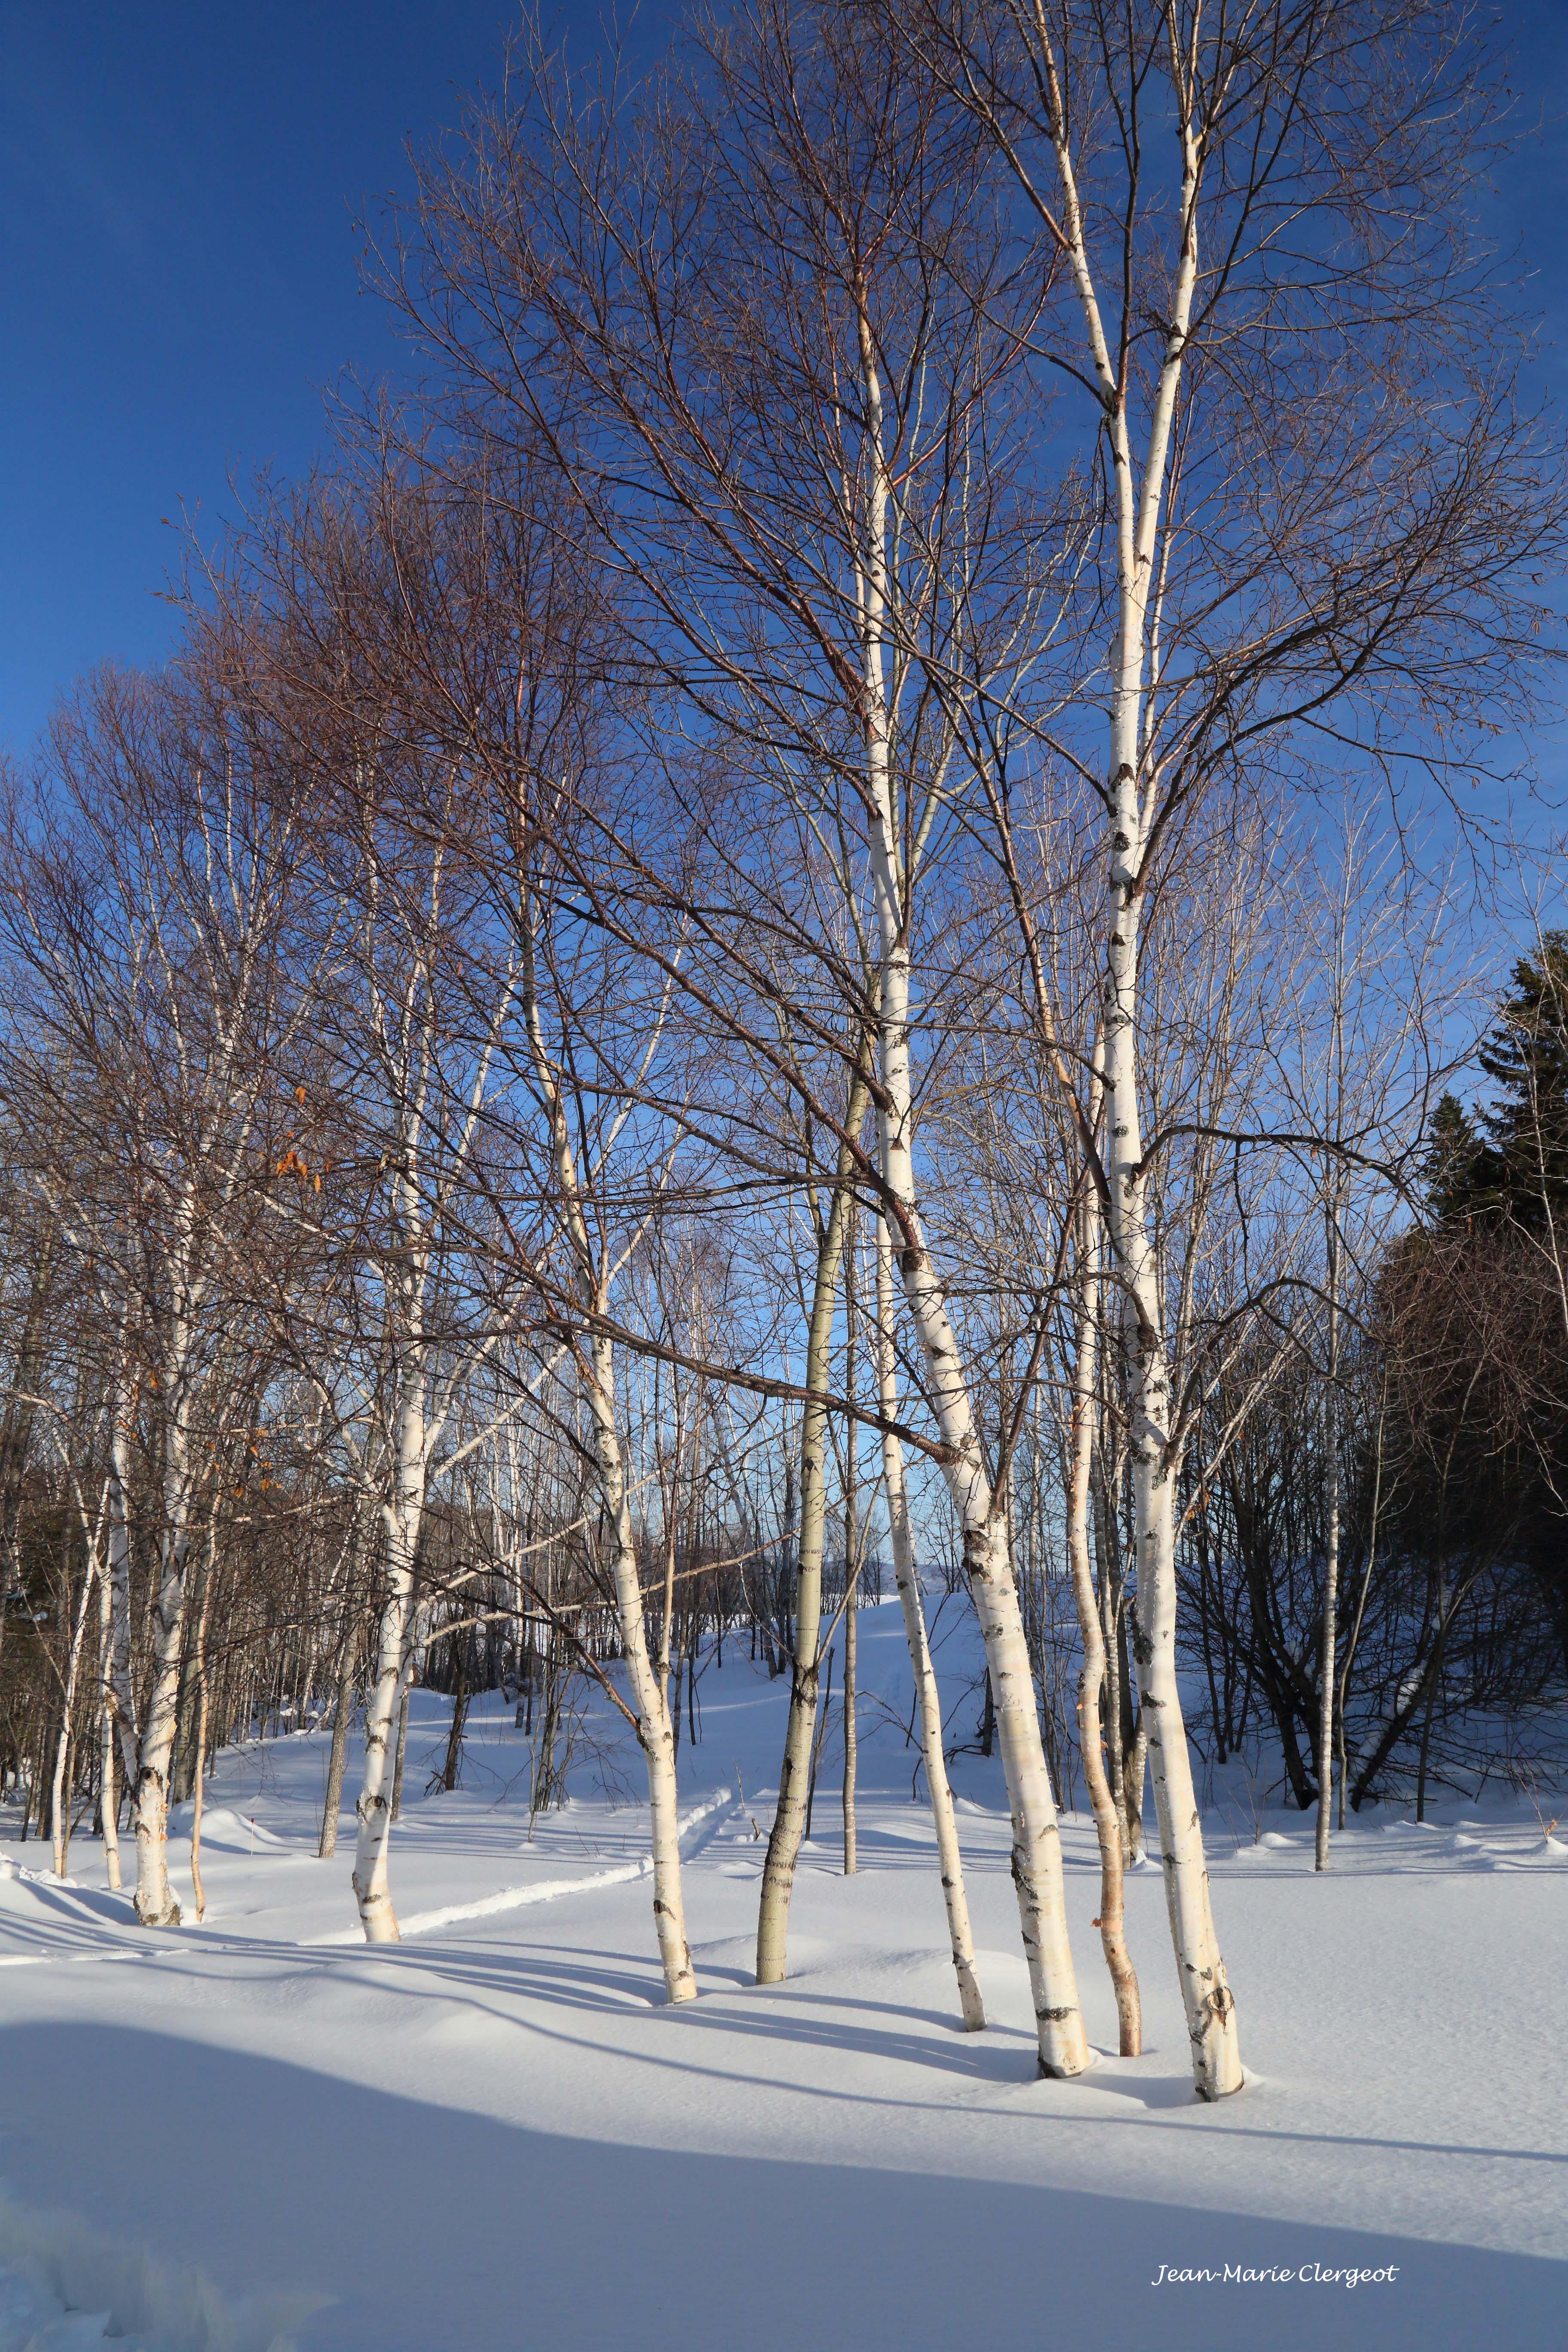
[49,1563,94,1880]
[189,1548,215,1922]
[855,300,1087,2075]
[841,1219,858,1879]
[130,1243,198,1927]
[352,1375,425,1943]
[341,861,521,1937]
[1315,1197,1342,1872]
[585,1324,697,2002]
[521,906,696,2002]
[1019,18,1241,2098]
[874,1212,985,2029]
[97,1559,121,1890]
[130,1537,188,1924]
[1065,1197,1141,2054]
[756,1066,869,1982]
[106,1381,140,1802]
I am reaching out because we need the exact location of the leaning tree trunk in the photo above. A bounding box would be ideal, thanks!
[50,1564,95,1880]
[856,301,1086,2076]
[1065,1197,1141,2055]
[585,1327,698,2004]
[874,1213,985,2029]
[983,1,1239,2098]
[520,903,697,2004]
[756,1062,870,1984]
[880,1105,1087,2074]
[1104,937,1238,2097]
[189,1553,215,1923]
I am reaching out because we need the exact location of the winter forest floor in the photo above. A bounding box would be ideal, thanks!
[0,1597,1563,2352]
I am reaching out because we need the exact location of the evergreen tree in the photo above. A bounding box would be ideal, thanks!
[1421,1091,1485,1220]
[1426,934,1568,1229]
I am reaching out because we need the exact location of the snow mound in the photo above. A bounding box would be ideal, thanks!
[0,1862,74,1892]
[0,1869,137,1945]
[0,2196,322,2352]
[169,1810,294,1854]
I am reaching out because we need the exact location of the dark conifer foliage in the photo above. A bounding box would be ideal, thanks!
[1426,936,1568,1228]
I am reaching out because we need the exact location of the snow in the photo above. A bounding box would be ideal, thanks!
[0,1597,1562,2350]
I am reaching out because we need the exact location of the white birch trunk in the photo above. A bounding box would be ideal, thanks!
[841,1225,858,1878]
[521,912,695,2001]
[129,1194,204,1929]
[1121,1324,1239,2096]
[1101,653,1240,2093]
[841,1576,857,1875]
[875,1214,985,2029]
[756,1093,865,1983]
[189,1557,214,1922]
[130,1548,187,1923]
[585,1331,697,2003]
[1106,989,1239,2094]
[352,1381,425,1943]
[855,304,1086,2076]
[1124,1714,1148,1864]
[49,1566,94,1879]
[1315,1204,1342,1871]
[1025,23,1241,2098]
[106,1386,140,1798]
[131,1368,193,1927]
[1065,1201,1141,2054]
[97,1562,121,1890]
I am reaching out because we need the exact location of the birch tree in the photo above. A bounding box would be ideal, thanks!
[0,655,317,1923]
[906,0,1564,2097]
[389,0,1094,2074]
[873,1209,985,2027]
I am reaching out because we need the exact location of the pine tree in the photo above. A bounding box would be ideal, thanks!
[1427,935,1568,1229]
[1422,1092,1485,1220]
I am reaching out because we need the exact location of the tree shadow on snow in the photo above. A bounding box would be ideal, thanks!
[0,2024,1561,2352]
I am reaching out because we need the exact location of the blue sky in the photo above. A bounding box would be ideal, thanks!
[3,1,1566,760]
[0,1,545,750]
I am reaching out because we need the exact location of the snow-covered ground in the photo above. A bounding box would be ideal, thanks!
[0,1596,1563,2351]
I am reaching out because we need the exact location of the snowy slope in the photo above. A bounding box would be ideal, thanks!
[0,1595,1562,2352]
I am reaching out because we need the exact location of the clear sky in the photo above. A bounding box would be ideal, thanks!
[3,1,1566,761]
[0,0,539,752]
